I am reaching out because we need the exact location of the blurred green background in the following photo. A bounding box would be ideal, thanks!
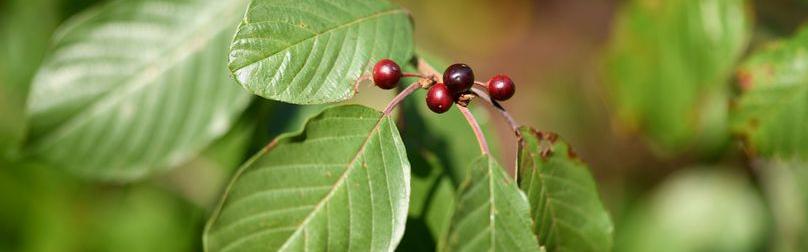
[2,0,808,251]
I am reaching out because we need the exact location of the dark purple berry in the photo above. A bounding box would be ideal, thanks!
[443,63,474,94]
[373,59,402,89]
[426,83,453,114]
[488,74,515,101]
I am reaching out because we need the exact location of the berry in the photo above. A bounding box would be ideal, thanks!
[488,74,515,101]
[426,83,453,114]
[443,63,474,94]
[373,59,402,89]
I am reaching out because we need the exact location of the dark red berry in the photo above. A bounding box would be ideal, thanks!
[426,83,453,114]
[373,59,402,89]
[443,63,474,94]
[488,74,515,101]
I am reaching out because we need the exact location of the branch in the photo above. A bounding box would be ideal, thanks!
[458,105,490,155]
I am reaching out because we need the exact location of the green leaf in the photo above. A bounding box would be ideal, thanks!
[0,0,60,158]
[517,127,613,252]
[228,0,414,104]
[25,0,252,180]
[163,112,258,208]
[604,0,750,152]
[398,149,455,251]
[204,105,410,251]
[441,155,540,252]
[0,162,203,252]
[732,27,808,160]
[615,168,767,252]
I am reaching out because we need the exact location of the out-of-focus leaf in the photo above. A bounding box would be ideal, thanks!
[732,27,808,160]
[228,0,414,104]
[517,127,613,252]
[441,155,540,252]
[604,0,750,153]
[0,0,59,158]
[204,105,410,251]
[163,112,258,208]
[616,168,767,252]
[0,162,202,252]
[84,186,201,252]
[760,159,808,252]
[25,0,252,180]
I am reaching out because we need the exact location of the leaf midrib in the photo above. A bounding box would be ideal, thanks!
[32,0,245,145]
[275,114,388,251]
[229,8,407,72]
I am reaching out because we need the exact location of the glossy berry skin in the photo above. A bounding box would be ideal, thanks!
[372,59,402,89]
[426,83,453,114]
[488,74,515,101]
[443,63,474,94]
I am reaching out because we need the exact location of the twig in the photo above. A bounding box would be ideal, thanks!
[471,84,521,136]
[458,105,490,155]
[383,82,421,115]
[402,72,427,78]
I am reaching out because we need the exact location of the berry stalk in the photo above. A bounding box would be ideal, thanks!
[472,83,520,136]
[383,82,422,115]
[458,105,490,155]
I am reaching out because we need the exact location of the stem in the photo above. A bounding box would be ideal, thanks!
[458,105,490,155]
[383,82,421,115]
[402,72,427,78]
[353,74,371,93]
[471,84,521,136]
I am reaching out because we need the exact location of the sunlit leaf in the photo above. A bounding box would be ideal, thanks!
[517,127,613,252]
[732,26,808,160]
[228,0,414,104]
[604,0,750,153]
[204,105,410,251]
[25,0,252,180]
[441,155,540,252]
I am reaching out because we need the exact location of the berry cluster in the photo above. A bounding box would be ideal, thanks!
[372,59,516,114]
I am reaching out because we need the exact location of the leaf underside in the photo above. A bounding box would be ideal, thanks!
[228,0,414,104]
[25,0,251,180]
[442,155,540,252]
[732,27,808,160]
[517,127,613,252]
[204,105,411,252]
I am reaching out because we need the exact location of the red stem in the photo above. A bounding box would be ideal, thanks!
[471,84,520,136]
[383,82,421,115]
[402,72,427,78]
[458,105,490,155]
